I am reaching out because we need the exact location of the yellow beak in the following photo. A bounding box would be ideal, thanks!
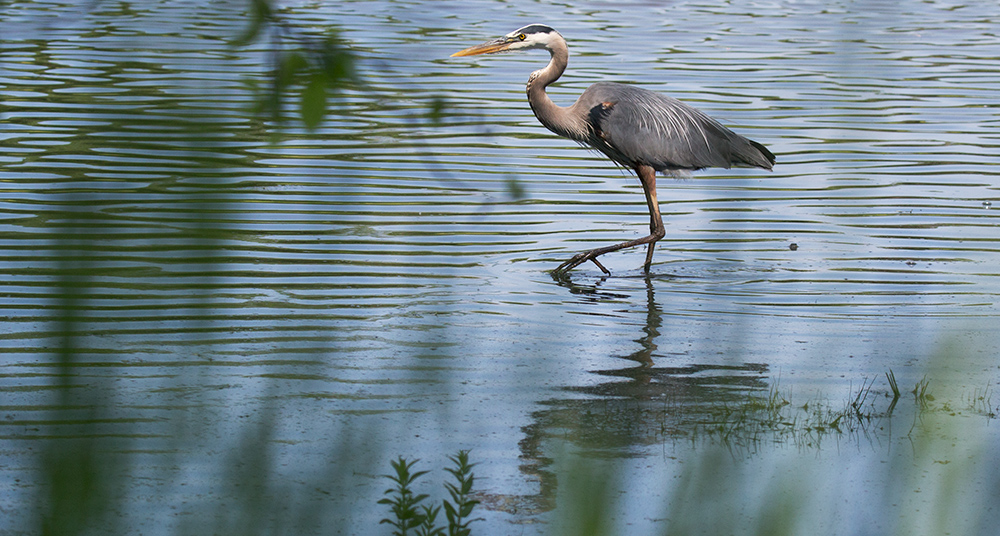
[451,38,512,57]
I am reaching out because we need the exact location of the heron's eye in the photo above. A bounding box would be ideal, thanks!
[518,34,526,41]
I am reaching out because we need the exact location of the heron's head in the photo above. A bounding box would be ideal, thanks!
[451,24,561,57]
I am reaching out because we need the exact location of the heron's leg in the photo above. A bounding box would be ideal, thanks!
[639,166,666,272]
[553,166,664,275]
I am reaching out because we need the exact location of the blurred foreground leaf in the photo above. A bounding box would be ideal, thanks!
[300,75,328,130]
[233,0,357,131]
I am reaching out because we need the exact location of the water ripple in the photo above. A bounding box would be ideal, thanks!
[2,1,1000,530]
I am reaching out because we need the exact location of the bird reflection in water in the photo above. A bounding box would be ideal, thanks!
[476,272,771,518]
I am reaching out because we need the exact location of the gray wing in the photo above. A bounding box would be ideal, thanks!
[579,82,773,171]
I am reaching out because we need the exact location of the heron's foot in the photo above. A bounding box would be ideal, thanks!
[553,249,612,276]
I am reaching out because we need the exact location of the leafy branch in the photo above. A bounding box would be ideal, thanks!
[234,0,357,130]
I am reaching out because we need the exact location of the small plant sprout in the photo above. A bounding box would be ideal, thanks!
[886,369,900,399]
[913,376,932,408]
[379,457,432,536]
[886,369,901,414]
[443,450,482,536]
[416,504,445,536]
[850,376,876,419]
[379,452,481,536]
[967,380,996,419]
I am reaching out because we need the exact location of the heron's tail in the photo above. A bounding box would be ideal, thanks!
[742,139,775,170]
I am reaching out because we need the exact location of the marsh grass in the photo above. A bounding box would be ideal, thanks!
[913,376,933,409]
[886,369,901,399]
[695,373,905,451]
[965,380,996,419]
[886,369,901,414]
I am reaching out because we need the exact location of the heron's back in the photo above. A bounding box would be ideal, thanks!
[573,82,774,172]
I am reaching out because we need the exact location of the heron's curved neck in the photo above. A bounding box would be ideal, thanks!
[527,35,587,141]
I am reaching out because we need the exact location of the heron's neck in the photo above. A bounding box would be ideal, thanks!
[526,36,587,141]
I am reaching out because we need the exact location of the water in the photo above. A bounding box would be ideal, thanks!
[2,0,999,534]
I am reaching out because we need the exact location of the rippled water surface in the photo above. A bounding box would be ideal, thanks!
[2,1,999,534]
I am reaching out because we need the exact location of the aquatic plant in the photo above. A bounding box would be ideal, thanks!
[379,452,481,536]
[695,372,907,451]
[913,376,932,409]
[443,450,481,536]
[379,457,432,536]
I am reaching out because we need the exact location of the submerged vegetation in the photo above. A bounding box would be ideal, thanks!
[966,380,996,419]
[691,373,927,451]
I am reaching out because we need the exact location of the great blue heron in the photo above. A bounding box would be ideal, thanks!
[452,24,775,275]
